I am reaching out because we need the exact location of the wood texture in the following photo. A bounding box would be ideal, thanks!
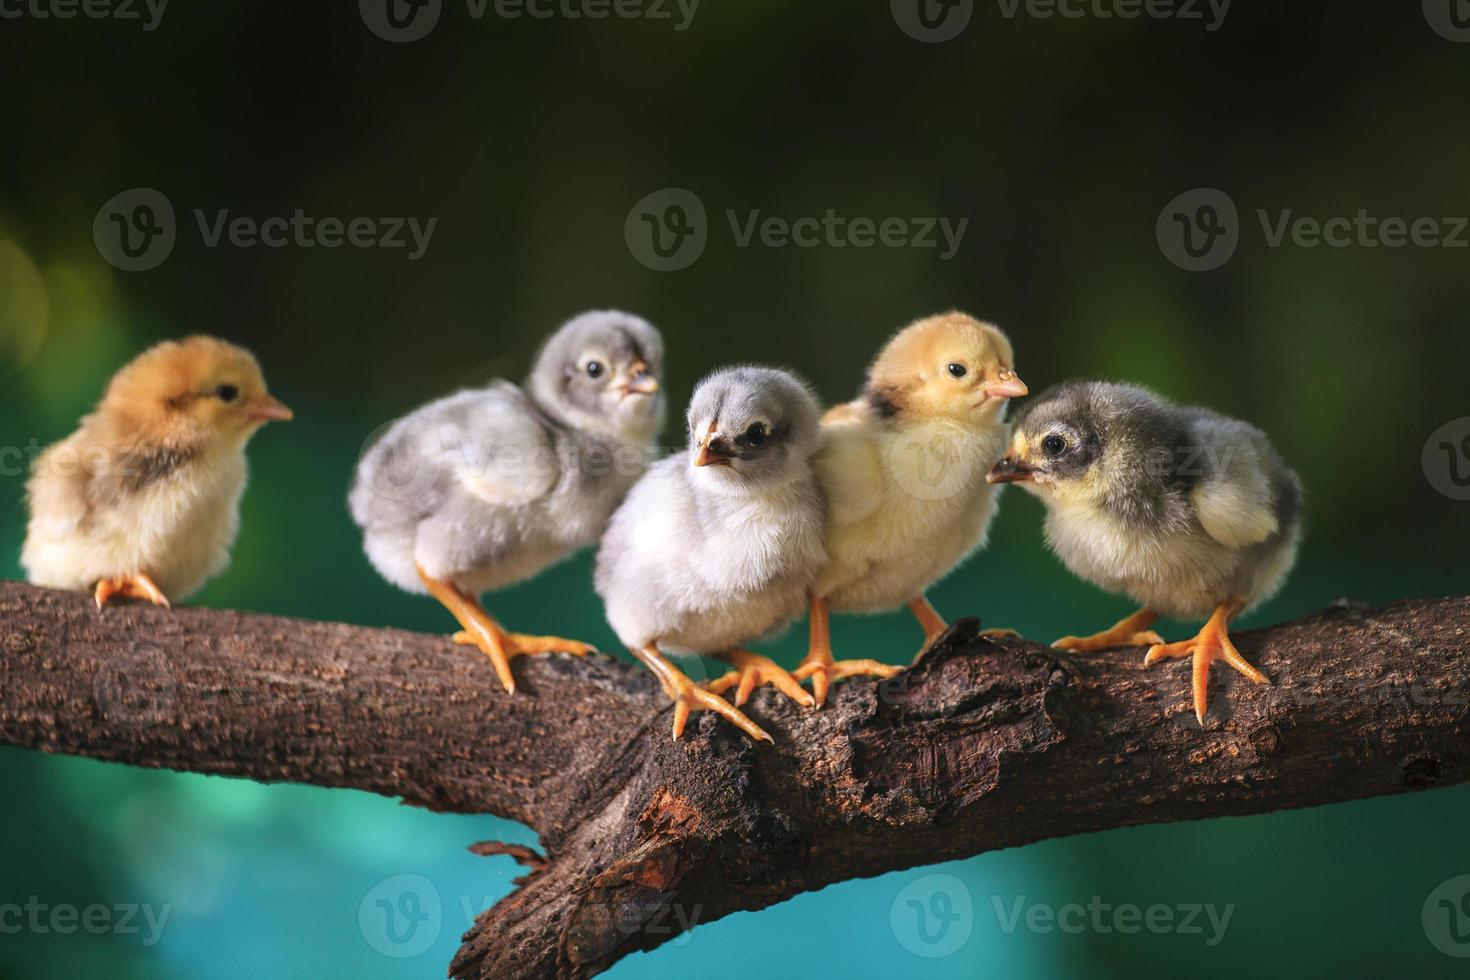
[1,581,1466,978]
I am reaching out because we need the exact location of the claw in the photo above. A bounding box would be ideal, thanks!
[1052,608,1162,652]
[706,649,813,708]
[1144,600,1269,724]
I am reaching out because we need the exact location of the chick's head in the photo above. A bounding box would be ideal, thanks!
[686,365,821,493]
[102,336,292,450]
[865,312,1026,426]
[989,380,1169,509]
[528,310,665,446]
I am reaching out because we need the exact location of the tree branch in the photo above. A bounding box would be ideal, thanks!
[1,580,1466,978]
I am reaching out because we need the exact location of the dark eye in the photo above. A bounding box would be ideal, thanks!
[586,361,604,379]
[216,384,239,403]
[745,422,768,446]
[1042,434,1067,457]
[947,363,967,379]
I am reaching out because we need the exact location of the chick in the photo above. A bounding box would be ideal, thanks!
[795,312,1027,707]
[595,366,827,742]
[350,310,664,694]
[989,380,1303,724]
[23,336,292,608]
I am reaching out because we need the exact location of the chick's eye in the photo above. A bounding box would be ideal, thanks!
[1042,435,1067,457]
[586,361,604,379]
[745,422,768,446]
[216,384,239,403]
[946,363,968,379]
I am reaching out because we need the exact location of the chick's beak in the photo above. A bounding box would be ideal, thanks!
[622,361,659,396]
[248,394,294,423]
[983,369,1028,401]
[987,453,1035,484]
[693,430,734,467]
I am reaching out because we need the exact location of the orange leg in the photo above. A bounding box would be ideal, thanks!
[794,593,901,709]
[417,564,595,694]
[706,648,814,708]
[633,645,771,742]
[1143,600,1270,724]
[1053,607,1165,653]
[94,573,171,610]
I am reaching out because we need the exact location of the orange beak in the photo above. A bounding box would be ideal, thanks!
[623,361,659,396]
[248,394,294,423]
[983,370,1028,401]
[693,429,733,467]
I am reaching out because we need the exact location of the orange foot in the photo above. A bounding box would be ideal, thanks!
[706,648,814,708]
[418,564,595,694]
[634,645,771,742]
[796,594,901,708]
[94,573,171,610]
[1144,600,1270,724]
[1053,607,1165,653]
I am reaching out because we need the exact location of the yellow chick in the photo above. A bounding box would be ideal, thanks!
[22,336,292,608]
[795,312,1028,706]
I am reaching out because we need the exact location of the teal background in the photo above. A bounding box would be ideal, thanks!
[2,1,1469,977]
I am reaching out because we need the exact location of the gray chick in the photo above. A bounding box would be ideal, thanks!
[349,310,665,693]
[594,366,828,742]
[989,380,1303,724]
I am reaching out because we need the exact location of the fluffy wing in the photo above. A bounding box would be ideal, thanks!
[24,435,94,540]
[815,405,886,529]
[1185,411,1280,549]
[350,383,557,531]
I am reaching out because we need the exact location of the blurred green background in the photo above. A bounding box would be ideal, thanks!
[2,1,1469,977]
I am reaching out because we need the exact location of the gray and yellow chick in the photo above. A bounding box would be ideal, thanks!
[990,380,1302,724]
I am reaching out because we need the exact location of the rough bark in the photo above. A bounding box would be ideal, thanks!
[1,580,1466,978]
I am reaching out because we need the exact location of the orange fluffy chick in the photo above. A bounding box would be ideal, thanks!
[22,336,292,608]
